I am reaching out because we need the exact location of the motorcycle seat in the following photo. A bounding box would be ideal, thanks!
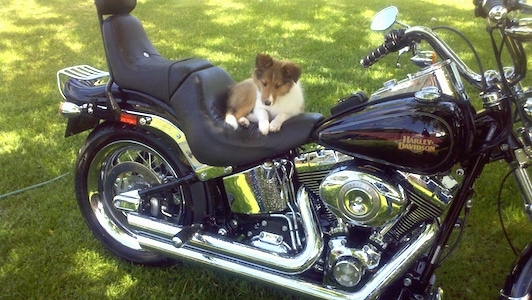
[101,13,213,103]
[96,2,324,167]
[170,66,324,167]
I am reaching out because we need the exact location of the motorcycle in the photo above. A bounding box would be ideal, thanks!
[56,0,532,299]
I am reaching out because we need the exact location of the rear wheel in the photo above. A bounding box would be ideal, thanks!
[75,122,193,264]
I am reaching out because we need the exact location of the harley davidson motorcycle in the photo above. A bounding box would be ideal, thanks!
[56,0,532,298]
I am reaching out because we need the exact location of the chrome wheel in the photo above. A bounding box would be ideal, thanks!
[88,141,182,250]
[75,123,192,264]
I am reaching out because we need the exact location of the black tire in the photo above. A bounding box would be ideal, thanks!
[75,122,193,265]
[501,242,532,299]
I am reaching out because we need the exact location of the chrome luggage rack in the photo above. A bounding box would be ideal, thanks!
[56,65,109,99]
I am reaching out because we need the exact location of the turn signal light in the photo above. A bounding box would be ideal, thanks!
[59,102,81,118]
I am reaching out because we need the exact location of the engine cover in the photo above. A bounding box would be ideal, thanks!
[319,166,406,227]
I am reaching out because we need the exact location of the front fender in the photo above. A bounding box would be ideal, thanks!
[500,242,532,299]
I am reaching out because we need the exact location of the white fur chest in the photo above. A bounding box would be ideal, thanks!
[255,82,304,118]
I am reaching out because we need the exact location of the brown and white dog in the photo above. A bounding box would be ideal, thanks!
[225,54,304,135]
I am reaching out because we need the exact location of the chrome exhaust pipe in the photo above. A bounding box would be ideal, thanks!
[130,188,437,299]
[129,188,323,274]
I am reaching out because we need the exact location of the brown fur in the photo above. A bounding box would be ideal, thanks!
[252,53,301,106]
[226,78,257,120]
[225,54,302,132]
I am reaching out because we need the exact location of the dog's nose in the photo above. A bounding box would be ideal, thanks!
[264,100,271,106]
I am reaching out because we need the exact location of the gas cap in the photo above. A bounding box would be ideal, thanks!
[415,86,441,102]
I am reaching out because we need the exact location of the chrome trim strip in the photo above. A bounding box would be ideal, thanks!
[130,187,437,299]
[123,110,232,180]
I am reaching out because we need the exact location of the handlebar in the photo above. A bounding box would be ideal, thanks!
[408,26,486,88]
[482,0,504,12]
[360,26,484,89]
[474,0,506,20]
[362,2,532,90]
[360,30,407,68]
[475,0,532,20]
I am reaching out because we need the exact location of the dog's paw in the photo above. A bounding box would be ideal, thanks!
[258,120,270,135]
[269,120,283,132]
[225,114,238,130]
[238,117,250,128]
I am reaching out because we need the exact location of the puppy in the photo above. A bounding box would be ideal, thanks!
[225,54,304,135]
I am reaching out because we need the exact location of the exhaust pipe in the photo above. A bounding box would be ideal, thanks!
[129,188,437,299]
[129,188,323,273]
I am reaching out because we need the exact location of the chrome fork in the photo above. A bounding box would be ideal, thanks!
[512,148,532,222]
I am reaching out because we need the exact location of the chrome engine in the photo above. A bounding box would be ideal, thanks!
[223,159,303,255]
[192,145,458,290]
[295,146,459,289]
[319,168,406,227]
[116,146,453,298]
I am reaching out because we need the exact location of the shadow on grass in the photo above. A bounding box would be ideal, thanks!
[1,0,530,299]
[0,1,100,193]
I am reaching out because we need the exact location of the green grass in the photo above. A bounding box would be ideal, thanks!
[1,0,531,299]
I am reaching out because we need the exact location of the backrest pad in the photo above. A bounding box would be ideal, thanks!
[95,0,137,15]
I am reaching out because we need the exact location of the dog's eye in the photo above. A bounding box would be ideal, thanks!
[275,84,282,89]
[262,81,267,87]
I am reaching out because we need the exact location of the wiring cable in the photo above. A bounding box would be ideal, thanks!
[0,172,70,200]
[432,25,487,91]
[437,201,471,266]
[498,167,520,256]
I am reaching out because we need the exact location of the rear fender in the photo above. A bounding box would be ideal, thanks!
[63,83,180,137]
[64,114,101,137]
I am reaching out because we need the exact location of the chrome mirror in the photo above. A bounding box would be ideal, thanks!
[370,6,399,31]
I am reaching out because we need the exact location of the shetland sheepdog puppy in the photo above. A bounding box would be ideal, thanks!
[225,54,304,135]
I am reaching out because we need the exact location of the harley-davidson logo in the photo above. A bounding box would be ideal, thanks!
[397,135,438,152]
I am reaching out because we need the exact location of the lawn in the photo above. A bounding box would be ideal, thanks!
[1,0,531,299]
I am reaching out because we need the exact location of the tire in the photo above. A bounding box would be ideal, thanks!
[501,242,532,299]
[75,122,193,265]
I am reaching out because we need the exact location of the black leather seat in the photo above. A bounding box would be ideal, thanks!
[170,66,323,167]
[95,0,324,167]
[101,13,213,103]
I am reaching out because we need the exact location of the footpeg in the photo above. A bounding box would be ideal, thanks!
[172,224,202,248]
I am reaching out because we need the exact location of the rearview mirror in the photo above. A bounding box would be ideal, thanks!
[370,6,399,31]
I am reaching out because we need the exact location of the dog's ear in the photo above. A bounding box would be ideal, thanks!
[282,62,301,83]
[255,54,274,69]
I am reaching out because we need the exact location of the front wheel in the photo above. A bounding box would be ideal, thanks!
[500,242,532,299]
[75,122,194,264]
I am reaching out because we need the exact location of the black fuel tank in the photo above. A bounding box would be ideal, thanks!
[315,93,475,174]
